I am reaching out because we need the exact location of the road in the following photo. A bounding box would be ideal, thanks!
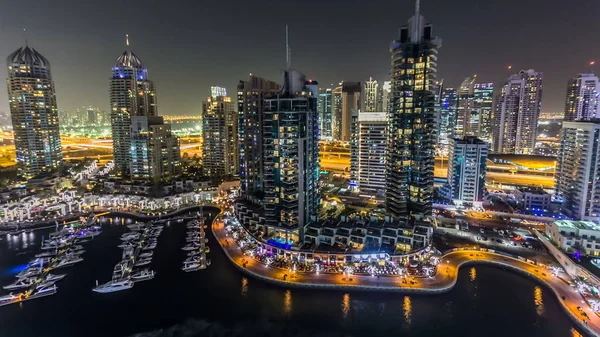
[213,218,599,337]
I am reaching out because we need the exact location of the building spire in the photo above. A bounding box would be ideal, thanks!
[126,34,130,47]
[285,25,291,69]
[415,0,420,15]
[23,28,28,47]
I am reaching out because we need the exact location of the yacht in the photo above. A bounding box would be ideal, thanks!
[120,233,140,241]
[28,284,57,298]
[93,279,134,293]
[45,273,66,282]
[35,280,56,290]
[187,250,201,257]
[54,255,84,268]
[28,257,52,267]
[139,252,153,258]
[127,224,145,231]
[117,241,137,249]
[35,251,57,258]
[16,267,42,279]
[152,225,164,230]
[181,243,200,251]
[142,242,157,250]
[0,293,21,304]
[185,255,202,263]
[4,277,36,290]
[131,269,155,282]
[181,261,203,272]
[134,258,152,267]
[186,237,200,243]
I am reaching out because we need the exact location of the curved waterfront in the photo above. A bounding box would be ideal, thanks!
[0,211,586,337]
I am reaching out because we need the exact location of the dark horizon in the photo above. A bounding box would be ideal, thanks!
[0,0,598,117]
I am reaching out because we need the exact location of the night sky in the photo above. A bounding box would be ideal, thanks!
[0,0,598,118]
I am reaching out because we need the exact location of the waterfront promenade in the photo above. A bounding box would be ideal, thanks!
[212,218,600,337]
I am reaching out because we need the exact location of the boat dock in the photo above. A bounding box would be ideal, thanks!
[181,213,211,272]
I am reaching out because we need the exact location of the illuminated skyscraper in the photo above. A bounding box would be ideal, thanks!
[380,80,391,112]
[472,83,494,144]
[455,77,475,138]
[262,70,319,243]
[6,45,62,179]
[444,136,488,204]
[492,69,543,154]
[364,77,379,112]
[437,87,457,149]
[238,75,280,197]
[350,111,387,196]
[109,38,157,174]
[386,1,441,218]
[556,121,600,222]
[564,73,599,121]
[318,87,333,139]
[331,84,343,140]
[340,82,361,142]
[202,87,238,177]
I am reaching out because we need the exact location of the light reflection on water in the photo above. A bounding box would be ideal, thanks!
[341,293,350,319]
[403,296,412,326]
[240,277,248,297]
[283,290,292,315]
[6,232,37,251]
[534,286,544,316]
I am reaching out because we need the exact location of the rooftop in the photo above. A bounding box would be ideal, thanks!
[555,220,600,231]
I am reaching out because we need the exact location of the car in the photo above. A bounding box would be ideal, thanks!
[480,228,485,234]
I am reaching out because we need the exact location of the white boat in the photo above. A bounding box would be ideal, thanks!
[181,243,200,251]
[35,251,57,258]
[29,284,57,298]
[54,255,84,268]
[131,269,155,282]
[142,242,157,250]
[152,225,164,230]
[78,230,101,239]
[181,261,203,272]
[45,273,66,282]
[139,252,153,258]
[127,224,145,231]
[0,293,21,304]
[16,268,42,279]
[187,250,201,257]
[35,280,56,290]
[28,257,51,267]
[120,233,140,241]
[185,255,203,263]
[93,279,134,293]
[117,242,137,249]
[3,278,35,290]
[134,258,152,267]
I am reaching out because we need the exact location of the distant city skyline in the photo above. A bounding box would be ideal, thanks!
[0,0,598,118]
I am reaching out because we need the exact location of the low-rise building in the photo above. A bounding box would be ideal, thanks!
[514,187,551,213]
[546,220,600,256]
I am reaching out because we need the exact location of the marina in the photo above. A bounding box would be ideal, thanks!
[0,215,99,306]
[181,214,211,272]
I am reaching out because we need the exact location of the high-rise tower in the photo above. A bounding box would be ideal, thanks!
[7,46,62,179]
[318,87,333,139]
[202,87,238,178]
[386,0,441,218]
[492,69,543,154]
[341,82,361,142]
[110,36,157,174]
[364,77,379,112]
[564,73,599,122]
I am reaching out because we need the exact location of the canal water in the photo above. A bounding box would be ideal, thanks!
[0,212,587,337]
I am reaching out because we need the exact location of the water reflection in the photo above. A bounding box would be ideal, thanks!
[240,277,248,297]
[470,267,476,282]
[341,293,350,319]
[7,232,37,251]
[403,296,412,326]
[571,328,583,337]
[283,290,292,315]
[534,286,544,316]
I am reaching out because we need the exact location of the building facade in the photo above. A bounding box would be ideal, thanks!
[331,85,343,141]
[130,116,181,182]
[492,69,543,154]
[444,137,487,204]
[455,77,475,139]
[437,87,457,151]
[380,81,391,113]
[386,3,441,218]
[547,220,600,256]
[202,87,238,178]
[350,111,387,196]
[472,82,494,144]
[555,121,600,222]
[109,47,158,174]
[238,75,280,197]
[318,87,333,140]
[340,82,361,142]
[364,77,379,112]
[7,46,62,179]
[262,71,319,244]
[564,73,599,122]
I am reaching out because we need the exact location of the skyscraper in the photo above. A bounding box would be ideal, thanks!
[386,1,441,218]
[364,77,379,112]
[556,121,600,222]
[341,81,361,142]
[350,111,387,196]
[317,87,333,140]
[331,85,343,140]
[472,83,494,144]
[202,87,238,178]
[380,81,391,113]
[492,69,543,154]
[238,75,280,197]
[109,39,157,174]
[437,87,457,150]
[7,46,62,179]
[444,136,488,204]
[130,116,181,182]
[455,77,475,138]
[262,70,319,244]
[564,73,599,122]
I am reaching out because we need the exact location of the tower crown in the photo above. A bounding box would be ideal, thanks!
[7,46,50,68]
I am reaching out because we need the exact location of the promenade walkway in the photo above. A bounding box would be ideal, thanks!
[212,218,600,337]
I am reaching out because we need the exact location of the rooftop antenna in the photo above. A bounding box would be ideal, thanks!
[285,25,291,69]
[23,28,28,47]
[415,0,420,15]
[126,34,130,47]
